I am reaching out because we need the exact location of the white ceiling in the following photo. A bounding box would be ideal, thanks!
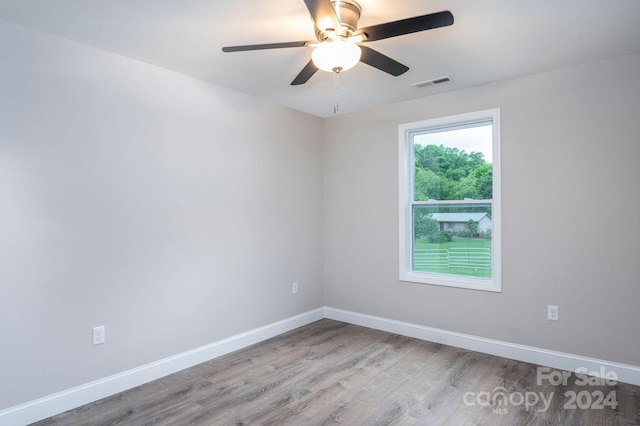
[1,0,640,118]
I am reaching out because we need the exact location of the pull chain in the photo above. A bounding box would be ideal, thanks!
[333,67,341,115]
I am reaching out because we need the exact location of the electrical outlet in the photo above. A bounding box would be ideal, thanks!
[93,326,105,345]
[292,282,299,294]
[547,305,559,321]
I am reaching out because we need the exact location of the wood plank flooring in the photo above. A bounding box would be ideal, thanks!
[32,319,640,425]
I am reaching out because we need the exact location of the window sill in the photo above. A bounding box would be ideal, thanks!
[400,271,502,292]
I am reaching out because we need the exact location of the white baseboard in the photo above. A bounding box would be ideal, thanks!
[4,306,639,425]
[324,307,640,387]
[0,308,325,426]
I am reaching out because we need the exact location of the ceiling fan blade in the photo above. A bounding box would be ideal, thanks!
[222,41,309,52]
[360,10,454,42]
[303,0,341,32]
[359,46,409,76]
[291,60,319,85]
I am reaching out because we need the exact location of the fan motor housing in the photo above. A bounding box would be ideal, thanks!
[316,0,361,40]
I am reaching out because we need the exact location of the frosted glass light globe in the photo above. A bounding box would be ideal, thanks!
[312,40,362,72]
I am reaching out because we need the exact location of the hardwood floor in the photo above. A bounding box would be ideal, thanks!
[33,319,640,425]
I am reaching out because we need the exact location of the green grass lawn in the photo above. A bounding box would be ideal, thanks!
[414,237,492,278]
[415,236,491,250]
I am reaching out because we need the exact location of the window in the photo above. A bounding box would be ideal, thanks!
[398,109,501,292]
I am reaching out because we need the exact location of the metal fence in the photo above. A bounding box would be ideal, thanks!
[414,247,491,270]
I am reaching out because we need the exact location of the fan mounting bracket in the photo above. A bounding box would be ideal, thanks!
[315,0,361,41]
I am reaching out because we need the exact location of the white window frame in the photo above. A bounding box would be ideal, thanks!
[398,108,502,292]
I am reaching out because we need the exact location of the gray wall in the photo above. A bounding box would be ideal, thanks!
[0,20,324,409]
[324,52,640,367]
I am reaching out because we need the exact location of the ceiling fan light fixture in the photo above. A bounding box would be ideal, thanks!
[312,39,361,73]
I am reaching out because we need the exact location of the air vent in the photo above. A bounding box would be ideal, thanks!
[412,76,451,89]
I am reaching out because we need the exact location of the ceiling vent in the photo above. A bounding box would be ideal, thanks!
[412,76,451,89]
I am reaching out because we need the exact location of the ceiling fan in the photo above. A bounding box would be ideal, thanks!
[222,0,454,86]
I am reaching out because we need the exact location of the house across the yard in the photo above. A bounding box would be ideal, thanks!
[431,212,492,233]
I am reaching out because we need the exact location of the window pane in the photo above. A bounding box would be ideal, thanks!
[412,203,492,279]
[411,122,493,280]
[413,123,492,202]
